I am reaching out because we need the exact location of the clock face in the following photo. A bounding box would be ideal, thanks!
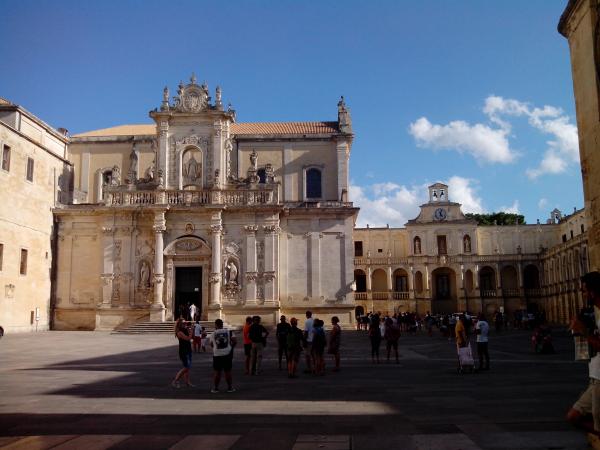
[434,208,447,221]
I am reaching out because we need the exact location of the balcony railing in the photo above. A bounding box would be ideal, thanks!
[354,291,411,301]
[480,290,497,298]
[102,187,280,207]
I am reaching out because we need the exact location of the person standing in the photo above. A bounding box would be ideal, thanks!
[303,311,315,373]
[384,317,401,363]
[327,316,341,372]
[368,314,382,364]
[286,317,304,378]
[276,315,292,370]
[475,313,490,370]
[312,319,326,375]
[242,316,252,375]
[189,303,197,322]
[192,320,203,353]
[249,316,269,375]
[207,318,237,393]
[171,318,194,388]
[567,271,600,441]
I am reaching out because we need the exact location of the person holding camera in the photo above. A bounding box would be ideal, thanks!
[567,271,600,444]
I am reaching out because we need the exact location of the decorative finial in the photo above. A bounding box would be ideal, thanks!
[215,86,222,109]
[190,72,197,84]
[161,86,170,111]
[337,96,352,134]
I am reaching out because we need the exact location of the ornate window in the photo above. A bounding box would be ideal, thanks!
[463,235,472,253]
[413,236,422,255]
[304,166,322,200]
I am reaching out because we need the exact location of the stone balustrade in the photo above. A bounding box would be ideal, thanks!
[102,186,283,207]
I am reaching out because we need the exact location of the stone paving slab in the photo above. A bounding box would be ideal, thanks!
[0,329,591,449]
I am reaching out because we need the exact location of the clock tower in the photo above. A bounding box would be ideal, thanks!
[407,183,474,224]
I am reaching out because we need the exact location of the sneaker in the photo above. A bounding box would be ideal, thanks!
[210,388,219,394]
[171,381,180,389]
[227,387,236,393]
[186,383,196,387]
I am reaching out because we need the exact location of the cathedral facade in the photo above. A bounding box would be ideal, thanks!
[52,75,357,330]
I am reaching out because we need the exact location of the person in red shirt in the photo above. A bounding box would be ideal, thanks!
[242,316,252,375]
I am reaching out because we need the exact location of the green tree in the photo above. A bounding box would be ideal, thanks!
[465,212,526,226]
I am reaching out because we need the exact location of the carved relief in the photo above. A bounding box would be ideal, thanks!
[173,75,209,113]
[185,223,195,234]
[245,272,258,282]
[209,272,220,284]
[175,239,203,251]
[263,225,281,234]
[244,225,258,234]
[210,224,223,235]
[138,260,152,288]
[257,241,265,272]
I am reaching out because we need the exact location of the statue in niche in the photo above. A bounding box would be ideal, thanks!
[139,260,151,288]
[110,165,121,186]
[226,260,238,285]
[463,236,471,253]
[145,164,155,182]
[250,150,258,170]
[128,144,138,183]
[183,154,202,183]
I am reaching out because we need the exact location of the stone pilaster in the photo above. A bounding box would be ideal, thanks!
[244,225,258,303]
[100,225,115,306]
[263,225,280,304]
[210,222,223,306]
[151,211,166,322]
[336,139,350,201]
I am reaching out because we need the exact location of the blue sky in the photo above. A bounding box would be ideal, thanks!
[0,1,581,226]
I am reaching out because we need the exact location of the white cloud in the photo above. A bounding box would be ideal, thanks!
[538,198,548,210]
[447,176,485,213]
[409,117,515,164]
[351,176,484,227]
[409,95,579,178]
[498,200,520,214]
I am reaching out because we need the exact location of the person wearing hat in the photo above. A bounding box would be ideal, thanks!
[276,315,292,370]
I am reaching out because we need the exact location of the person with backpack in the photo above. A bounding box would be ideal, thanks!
[207,318,236,393]
[249,315,269,375]
[286,317,304,378]
[327,316,341,372]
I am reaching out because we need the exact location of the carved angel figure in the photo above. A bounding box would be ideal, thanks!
[139,260,151,288]
[226,260,238,285]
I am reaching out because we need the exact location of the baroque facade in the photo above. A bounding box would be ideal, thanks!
[53,75,358,330]
[353,183,589,324]
[559,0,600,273]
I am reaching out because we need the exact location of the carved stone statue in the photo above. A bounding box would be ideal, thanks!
[128,144,138,183]
[144,164,155,182]
[110,165,121,186]
[215,86,222,107]
[250,150,258,170]
[226,260,238,285]
[183,155,201,183]
[139,260,151,288]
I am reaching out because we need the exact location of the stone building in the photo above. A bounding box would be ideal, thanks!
[0,98,72,333]
[559,0,600,272]
[353,183,589,324]
[52,75,358,330]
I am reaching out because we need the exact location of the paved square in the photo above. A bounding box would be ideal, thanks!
[0,328,590,449]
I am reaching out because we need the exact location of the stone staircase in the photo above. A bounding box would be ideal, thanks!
[113,320,216,334]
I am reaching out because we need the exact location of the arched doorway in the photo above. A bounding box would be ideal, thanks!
[501,265,518,296]
[163,236,212,321]
[431,267,457,314]
[371,268,388,299]
[464,269,474,293]
[479,266,496,297]
[524,264,541,311]
[354,269,367,293]
[393,268,409,299]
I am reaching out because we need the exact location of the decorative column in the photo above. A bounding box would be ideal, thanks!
[263,225,280,305]
[157,120,170,188]
[244,225,258,304]
[213,121,223,189]
[100,225,115,307]
[209,223,223,307]
[150,211,166,322]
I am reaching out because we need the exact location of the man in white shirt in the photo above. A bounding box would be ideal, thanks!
[475,313,490,371]
[207,319,237,393]
[568,271,600,442]
[303,311,314,374]
[189,303,197,321]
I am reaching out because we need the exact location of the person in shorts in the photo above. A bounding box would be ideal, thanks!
[568,271,600,442]
[207,319,237,393]
[171,318,194,388]
[192,320,203,353]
